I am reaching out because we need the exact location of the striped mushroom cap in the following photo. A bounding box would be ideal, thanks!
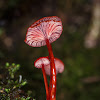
[34,57,50,68]
[44,58,64,75]
[25,16,63,47]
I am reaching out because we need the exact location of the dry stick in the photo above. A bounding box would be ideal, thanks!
[46,39,56,100]
[84,0,100,48]
[42,64,49,100]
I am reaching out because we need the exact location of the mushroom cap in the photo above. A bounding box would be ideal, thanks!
[34,57,50,68]
[25,16,63,47]
[44,58,64,75]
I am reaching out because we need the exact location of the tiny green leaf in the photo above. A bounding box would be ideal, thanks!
[6,62,9,67]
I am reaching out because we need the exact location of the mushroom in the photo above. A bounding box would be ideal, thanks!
[34,56,64,100]
[34,57,50,100]
[25,16,63,100]
[44,57,64,76]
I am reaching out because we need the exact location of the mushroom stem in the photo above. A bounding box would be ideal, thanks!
[42,64,49,100]
[46,39,56,100]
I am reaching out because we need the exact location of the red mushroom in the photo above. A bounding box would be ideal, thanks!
[34,57,50,100]
[25,16,62,47]
[25,16,63,100]
[44,58,64,76]
[34,56,64,100]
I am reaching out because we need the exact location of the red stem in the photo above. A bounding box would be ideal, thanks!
[42,64,49,100]
[46,39,56,100]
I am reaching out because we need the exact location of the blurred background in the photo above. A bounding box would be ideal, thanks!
[0,0,100,100]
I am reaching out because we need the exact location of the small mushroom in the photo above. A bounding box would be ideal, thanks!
[34,56,64,100]
[44,58,64,76]
[34,57,50,68]
[34,57,49,100]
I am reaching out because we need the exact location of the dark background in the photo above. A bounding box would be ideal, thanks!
[0,0,100,100]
